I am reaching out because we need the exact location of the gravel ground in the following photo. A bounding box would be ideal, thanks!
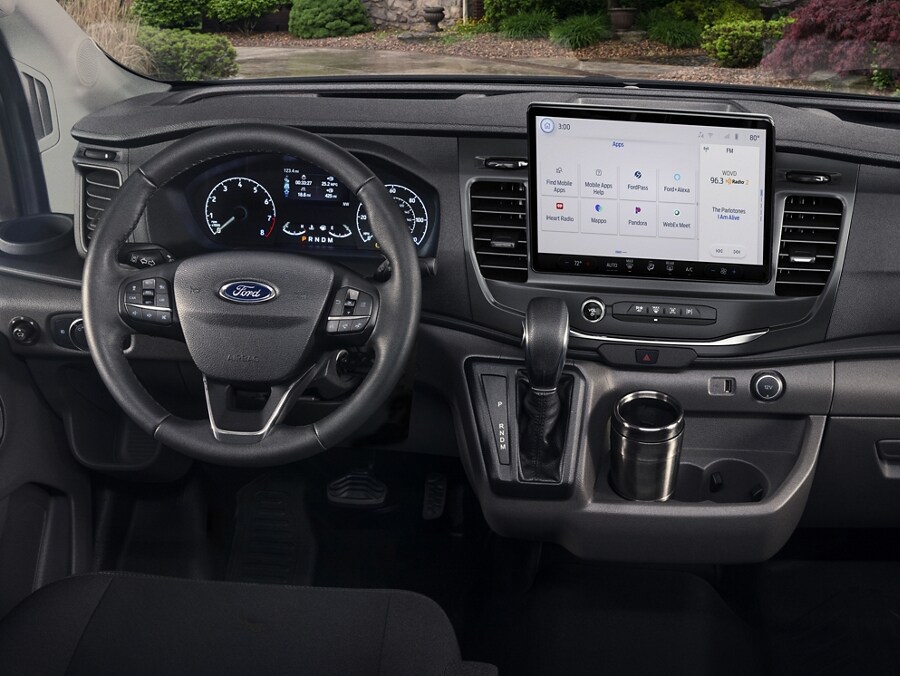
[224,30,850,92]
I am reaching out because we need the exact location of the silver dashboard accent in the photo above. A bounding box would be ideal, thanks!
[569,328,768,347]
[580,298,605,323]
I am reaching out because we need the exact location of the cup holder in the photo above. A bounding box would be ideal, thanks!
[674,459,769,504]
[0,214,73,256]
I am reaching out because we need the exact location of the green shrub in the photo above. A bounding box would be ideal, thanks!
[484,0,542,27]
[549,13,611,49]
[288,0,370,38]
[540,0,604,19]
[206,0,284,34]
[138,27,238,80]
[667,0,760,27]
[131,0,204,29]
[701,17,792,68]
[500,10,556,39]
[647,17,701,47]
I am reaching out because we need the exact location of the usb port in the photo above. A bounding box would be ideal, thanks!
[708,377,736,396]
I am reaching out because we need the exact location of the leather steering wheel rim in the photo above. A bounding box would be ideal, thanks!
[83,124,421,466]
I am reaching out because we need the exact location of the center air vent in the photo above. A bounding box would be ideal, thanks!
[469,180,528,282]
[79,165,121,250]
[775,195,844,296]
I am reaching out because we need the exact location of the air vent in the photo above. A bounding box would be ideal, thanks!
[79,166,122,249]
[19,72,53,141]
[470,180,528,282]
[775,195,844,296]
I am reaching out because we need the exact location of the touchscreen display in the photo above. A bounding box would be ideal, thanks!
[528,105,774,282]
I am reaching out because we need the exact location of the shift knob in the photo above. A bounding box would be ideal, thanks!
[523,297,569,392]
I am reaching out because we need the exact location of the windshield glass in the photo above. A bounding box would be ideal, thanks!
[61,0,900,97]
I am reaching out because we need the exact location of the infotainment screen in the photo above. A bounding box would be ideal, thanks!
[528,104,774,282]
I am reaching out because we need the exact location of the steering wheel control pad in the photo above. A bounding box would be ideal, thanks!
[122,277,173,325]
[173,250,337,384]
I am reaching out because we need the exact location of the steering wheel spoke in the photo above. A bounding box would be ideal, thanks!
[320,270,380,349]
[119,261,182,338]
[202,353,329,445]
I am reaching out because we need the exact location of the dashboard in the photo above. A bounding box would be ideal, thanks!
[7,80,900,561]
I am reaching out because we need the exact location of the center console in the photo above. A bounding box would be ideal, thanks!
[458,102,852,562]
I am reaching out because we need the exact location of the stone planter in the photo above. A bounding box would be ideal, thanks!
[609,8,637,30]
[423,6,446,32]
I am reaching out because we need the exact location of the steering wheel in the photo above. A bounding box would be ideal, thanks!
[83,124,421,466]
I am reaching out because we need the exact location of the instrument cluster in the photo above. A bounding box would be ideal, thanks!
[186,153,437,256]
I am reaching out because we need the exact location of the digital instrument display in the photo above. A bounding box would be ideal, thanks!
[528,104,774,282]
[189,154,435,255]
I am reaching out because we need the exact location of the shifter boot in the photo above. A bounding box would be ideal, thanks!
[518,376,572,483]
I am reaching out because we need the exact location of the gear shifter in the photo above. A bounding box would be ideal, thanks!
[523,297,569,392]
[519,298,570,482]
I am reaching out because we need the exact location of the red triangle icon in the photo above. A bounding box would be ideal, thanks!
[642,354,652,362]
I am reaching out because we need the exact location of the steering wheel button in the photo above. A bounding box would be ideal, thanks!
[156,294,170,308]
[338,319,353,333]
[142,278,156,289]
[125,293,141,304]
[350,318,368,332]
[155,279,169,293]
[126,306,141,319]
[126,282,141,294]
[141,309,158,322]
[157,311,172,325]
[326,320,340,333]
[356,293,373,316]
[347,288,359,301]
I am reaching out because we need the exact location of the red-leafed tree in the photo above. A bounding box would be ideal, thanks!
[761,0,900,84]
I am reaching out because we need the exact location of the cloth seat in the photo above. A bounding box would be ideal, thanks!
[0,572,496,675]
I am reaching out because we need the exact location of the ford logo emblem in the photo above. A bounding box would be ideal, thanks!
[218,280,277,304]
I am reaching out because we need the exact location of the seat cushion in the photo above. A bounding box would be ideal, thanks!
[0,572,492,676]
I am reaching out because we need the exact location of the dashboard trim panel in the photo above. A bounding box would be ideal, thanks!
[569,328,768,347]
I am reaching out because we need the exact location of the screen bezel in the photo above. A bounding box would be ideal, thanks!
[527,104,776,284]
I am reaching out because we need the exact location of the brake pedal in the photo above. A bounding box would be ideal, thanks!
[326,470,387,508]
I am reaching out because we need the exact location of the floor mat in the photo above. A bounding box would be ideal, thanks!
[750,561,900,675]
[473,562,762,676]
[226,472,316,585]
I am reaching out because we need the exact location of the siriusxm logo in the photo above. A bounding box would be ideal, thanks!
[218,281,277,304]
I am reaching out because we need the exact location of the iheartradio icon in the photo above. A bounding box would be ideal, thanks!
[555,202,564,210]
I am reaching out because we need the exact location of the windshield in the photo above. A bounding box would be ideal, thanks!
[61,0,899,97]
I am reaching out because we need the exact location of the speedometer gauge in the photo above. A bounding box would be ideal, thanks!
[205,177,276,241]
[356,184,428,247]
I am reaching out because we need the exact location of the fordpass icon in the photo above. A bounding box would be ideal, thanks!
[219,281,277,304]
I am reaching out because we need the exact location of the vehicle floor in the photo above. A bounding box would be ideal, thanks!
[91,452,900,676]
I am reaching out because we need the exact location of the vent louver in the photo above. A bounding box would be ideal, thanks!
[79,166,121,249]
[469,180,528,282]
[775,195,843,296]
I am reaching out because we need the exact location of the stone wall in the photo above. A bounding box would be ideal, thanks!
[363,0,463,29]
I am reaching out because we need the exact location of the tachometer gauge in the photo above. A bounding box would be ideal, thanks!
[205,177,276,240]
[356,184,428,247]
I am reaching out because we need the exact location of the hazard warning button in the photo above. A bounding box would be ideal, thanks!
[635,349,660,365]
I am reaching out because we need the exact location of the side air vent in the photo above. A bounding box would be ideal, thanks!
[470,180,528,282]
[79,166,122,249]
[19,72,53,141]
[775,195,844,296]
